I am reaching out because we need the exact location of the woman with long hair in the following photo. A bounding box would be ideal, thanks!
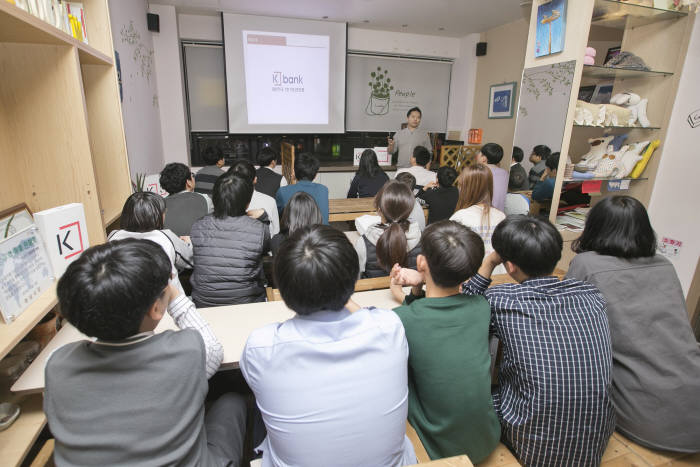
[354,180,421,278]
[566,195,700,452]
[450,163,506,273]
[271,191,323,255]
[347,149,390,198]
[108,191,193,294]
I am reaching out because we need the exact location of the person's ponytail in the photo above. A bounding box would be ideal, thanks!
[374,181,415,272]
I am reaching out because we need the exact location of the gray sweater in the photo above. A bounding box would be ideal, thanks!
[566,252,700,452]
[45,330,210,466]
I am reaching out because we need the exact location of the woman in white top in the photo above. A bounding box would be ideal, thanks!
[450,163,506,274]
[108,192,193,294]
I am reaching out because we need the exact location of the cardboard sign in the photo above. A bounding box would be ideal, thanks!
[353,147,391,166]
[144,174,168,197]
[34,203,89,278]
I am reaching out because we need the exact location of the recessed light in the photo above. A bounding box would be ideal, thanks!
[438,27,445,31]
[322,15,328,19]
[362,19,370,23]
[401,24,408,28]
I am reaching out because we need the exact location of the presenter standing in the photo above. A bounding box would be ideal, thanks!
[388,107,432,168]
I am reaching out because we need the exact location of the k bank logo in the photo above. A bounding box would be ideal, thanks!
[273,72,304,86]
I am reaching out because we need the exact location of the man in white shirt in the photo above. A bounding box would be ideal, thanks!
[395,146,437,188]
[388,107,433,168]
[228,160,280,236]
[240,226,417,467]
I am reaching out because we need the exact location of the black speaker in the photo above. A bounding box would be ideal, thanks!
[476,42,487,56]
[147,13,160,32]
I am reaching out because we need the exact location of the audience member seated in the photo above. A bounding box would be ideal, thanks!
[416,166,459,225]
[567,196,700,453]
[160,162,212,236]
[390,221,501,463]
[503,193,531,216]
[190,173,270,307]
[464,216,615,465]
[508,146,529,191]
[275,152,329,224]
[45,239,246,466]
[240,225,417,466]
[108,192,192,294]
[255,147,283,199]
[354,180,421,278]
[271,191,322,256]
[347,149,389,198]
[450,164,506,274]
[476,143,508,212]
[194,147,225,196]
[395,146,437,188]
[532,152,560,202]
[228,159,280,236]
[395,172,426,231]
[528,144,552,189]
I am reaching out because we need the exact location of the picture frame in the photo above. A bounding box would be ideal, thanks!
[590,83,614,104]
[535,0,567,58]
[604,46,621,65]
[488,82,517,119]
[0,203,34,240]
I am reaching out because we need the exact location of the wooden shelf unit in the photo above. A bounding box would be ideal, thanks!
[0,1,130,465]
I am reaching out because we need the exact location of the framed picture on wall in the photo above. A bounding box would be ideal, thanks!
[488,82,517,119]
[535,0,567,58]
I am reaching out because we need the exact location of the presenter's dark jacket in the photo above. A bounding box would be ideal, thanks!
[256,167,283,199]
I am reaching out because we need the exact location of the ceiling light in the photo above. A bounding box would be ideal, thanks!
[401,24,408,27]
[362,20,370,23]
[438,27,445,31]
[322,16,328,19]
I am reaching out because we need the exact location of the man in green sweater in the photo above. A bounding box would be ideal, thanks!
[390,220,501,462]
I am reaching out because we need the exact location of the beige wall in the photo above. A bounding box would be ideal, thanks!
[470,18,529,168]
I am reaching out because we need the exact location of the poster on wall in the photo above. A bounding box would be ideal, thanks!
[535,0,567,58]
[346,54,451,132]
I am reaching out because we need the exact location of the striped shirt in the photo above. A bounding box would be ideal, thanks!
[462,274,615,466]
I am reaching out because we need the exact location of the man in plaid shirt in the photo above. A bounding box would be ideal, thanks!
[463,216,615,466]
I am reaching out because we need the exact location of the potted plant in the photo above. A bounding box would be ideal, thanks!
[366,67,393,115]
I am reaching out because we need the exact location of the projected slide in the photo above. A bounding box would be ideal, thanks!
[243,30,329,125]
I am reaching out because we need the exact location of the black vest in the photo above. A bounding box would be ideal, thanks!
[362,236,421,278]
[256,167,283,199]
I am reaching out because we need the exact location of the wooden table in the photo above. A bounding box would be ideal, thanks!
[11,270,564,395]
[329,197,428,222]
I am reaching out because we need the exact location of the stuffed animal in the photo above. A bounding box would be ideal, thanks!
[603,104,633,127]
[594,145,629,178]
[615,141,649,178]
[584,47,596,66]
[575,135,614,171]
[610,92,650,127]
[630,139,660,178]
[575,100,606,126]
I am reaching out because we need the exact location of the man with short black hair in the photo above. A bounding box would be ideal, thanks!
[508,146,529,191]
[532,152,560,202]
[228,159,280,236]
[476,143,508,212]
[395,145,437,188]
[159,162,212,236]
[528,144,552,188]
[45,239,247,466]
[463,215,614,466]
[195,147,225,196]
[255,147,284,198]
[388,107,433,168]
[240,225,417,466]
[275,153,329,224]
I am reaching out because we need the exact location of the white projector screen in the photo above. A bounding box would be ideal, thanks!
[223,13,346,133]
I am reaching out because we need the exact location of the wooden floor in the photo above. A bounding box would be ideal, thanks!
[475,433,700,466]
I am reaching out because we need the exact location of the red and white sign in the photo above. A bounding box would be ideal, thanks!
[144,174,168,197]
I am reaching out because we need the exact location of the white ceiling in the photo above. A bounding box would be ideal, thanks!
[149,0,526,37]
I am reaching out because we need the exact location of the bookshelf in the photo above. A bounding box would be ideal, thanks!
[0,1,131,465]
[521,1,695,268]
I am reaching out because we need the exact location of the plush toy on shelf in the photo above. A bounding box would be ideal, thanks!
[616,141,649,178]
[584,47,596,65]
[574,100,607,126]
[593,145,630,178]
[610,92,651,127]
[575,135,614,171]
[630,139,661,178]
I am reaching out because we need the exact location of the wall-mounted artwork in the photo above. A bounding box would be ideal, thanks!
[535,0,567,58]
[488,82,517,119]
